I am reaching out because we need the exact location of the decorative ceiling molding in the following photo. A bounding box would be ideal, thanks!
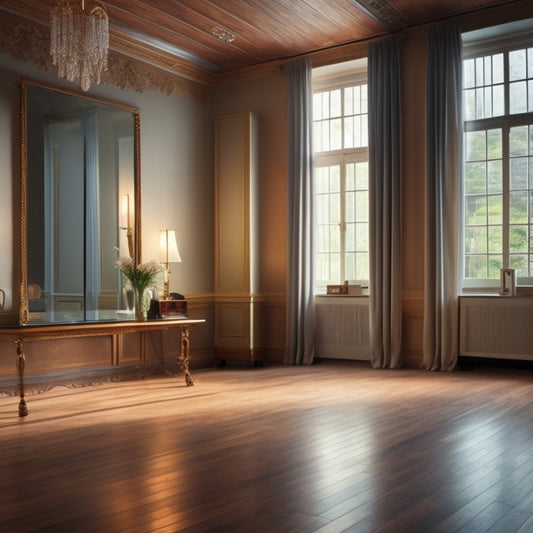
[351,0,407,31]
[0,9,208,102]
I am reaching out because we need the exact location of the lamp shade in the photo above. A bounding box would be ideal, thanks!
[159,229,182,264]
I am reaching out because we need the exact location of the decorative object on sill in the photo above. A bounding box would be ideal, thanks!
[50,0,109,91]
[499,268,516,296]
[327,281,363,296]
[115,256,162,320]
[159,229,182,300]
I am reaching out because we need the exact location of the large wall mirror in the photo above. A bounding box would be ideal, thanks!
[19,79,141,325]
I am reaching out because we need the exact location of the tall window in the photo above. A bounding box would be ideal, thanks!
[312,62,369,292]
[462,37,533,287]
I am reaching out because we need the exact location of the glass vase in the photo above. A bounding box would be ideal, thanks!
[134,287,147,321]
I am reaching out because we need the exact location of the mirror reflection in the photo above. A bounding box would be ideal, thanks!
[21,80,140,324]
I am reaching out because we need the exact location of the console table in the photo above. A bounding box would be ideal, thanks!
[0,318,205,417]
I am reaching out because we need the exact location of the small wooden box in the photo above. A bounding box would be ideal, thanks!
[156,299,187,318]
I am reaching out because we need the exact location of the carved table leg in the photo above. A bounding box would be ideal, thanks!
[178,326,194,386]
[16,340,28,417]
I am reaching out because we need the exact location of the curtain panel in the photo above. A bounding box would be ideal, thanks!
[423,23,463,371]
[368,37,403,369]
[285,58,315,365]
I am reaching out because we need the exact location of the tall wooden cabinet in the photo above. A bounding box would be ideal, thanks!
[214,111,263,365]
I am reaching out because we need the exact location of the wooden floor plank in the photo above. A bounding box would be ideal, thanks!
[1,360,533,532]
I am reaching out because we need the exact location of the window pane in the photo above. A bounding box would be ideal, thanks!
[488,225,502,253]
[465,195,487,225]
[321,121,329,151]
[316,194,328,224]
[493,53,504,84]
[330,89,341,117]
[361,84,368,113]
[510,191,528,223]
[488,256,502,278]
[361,115,368,146]
[330,118,342,150]
[330,253,341,280]
[510,49,527,81]
[344,87,353,115]
[313,93,323,120]
[356,252,369,280]
[487,194,502,225]
[344,116,354,148]
[465,161,486,194]
[487,129,502,158]
[510,126,528,156]
[345,252,355,280]
[510,254,528,274]
[346,191,355,223]
[465,226,487,253]
[510,157,528,190]
[493,85,505,116]
[465,255,487,279]
[510,81,527,114]
[510,225,528,252]
[356,222,369,251]
[464,58,475,88]
[315,167,329,193]
[487,161,502,194]
[329,193,340,223]
[355,191,368,222]
[355,162,368,189]
[465,130,486,161]
[317,226,329,252]
[464,88,475,120]
[329,225,340,252]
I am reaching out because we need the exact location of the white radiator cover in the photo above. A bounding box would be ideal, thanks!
[459,296,533,360]
[315,296,370,360]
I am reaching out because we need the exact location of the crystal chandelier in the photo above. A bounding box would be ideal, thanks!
[50,0,109,91]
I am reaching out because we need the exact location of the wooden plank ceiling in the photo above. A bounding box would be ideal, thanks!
[0,0,520,79]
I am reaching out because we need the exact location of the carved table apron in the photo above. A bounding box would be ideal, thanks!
[0,318,205,416]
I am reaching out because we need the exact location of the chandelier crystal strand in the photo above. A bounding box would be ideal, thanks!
[50,1,109,91]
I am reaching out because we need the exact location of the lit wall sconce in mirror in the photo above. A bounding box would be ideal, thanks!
[159,229,182,300]
[120,194,134,258]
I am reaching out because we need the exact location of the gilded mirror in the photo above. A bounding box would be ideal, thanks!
[19,79,141,324]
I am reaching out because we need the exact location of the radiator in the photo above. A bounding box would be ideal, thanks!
[315,296,370,360]
[459,296,533,360]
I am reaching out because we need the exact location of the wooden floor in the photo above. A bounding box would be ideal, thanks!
[2,360,533,532]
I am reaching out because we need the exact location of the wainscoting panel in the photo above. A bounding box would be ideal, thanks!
[315,296,370,360]
[459,296,533,360]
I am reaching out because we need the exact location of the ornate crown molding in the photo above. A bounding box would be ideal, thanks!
[0,9,208,102]
[352,0,407,31]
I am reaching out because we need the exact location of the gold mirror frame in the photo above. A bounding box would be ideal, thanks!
[18,78,141,325]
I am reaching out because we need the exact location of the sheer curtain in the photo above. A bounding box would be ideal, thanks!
[423,23,463,371]
[285,57,315,365]
[368,37,402,369]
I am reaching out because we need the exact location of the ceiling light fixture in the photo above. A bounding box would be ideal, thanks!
[211,26,236,44]
[50,0,109,91]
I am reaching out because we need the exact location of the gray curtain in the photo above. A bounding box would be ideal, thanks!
[285,57,315,365]
[423,23,463,371]
[368,37,402,369]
